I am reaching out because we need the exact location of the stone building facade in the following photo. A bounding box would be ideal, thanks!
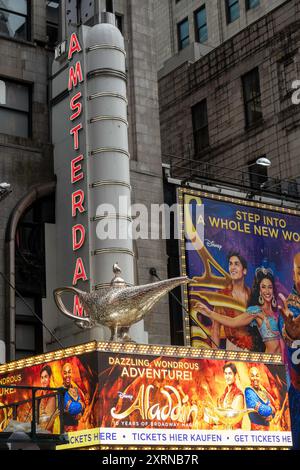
[0,1,55,361]
[155,0,287,74]
[0,0,169,361]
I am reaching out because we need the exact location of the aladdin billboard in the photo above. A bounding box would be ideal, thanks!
[97,351,291,447]
[0,342,292,449]
[178,188,300,354]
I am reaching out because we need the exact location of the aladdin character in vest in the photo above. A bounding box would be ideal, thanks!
[210,252,258,351]
[218,362,244,429]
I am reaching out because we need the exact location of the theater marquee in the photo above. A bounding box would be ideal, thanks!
[0,342,292,449]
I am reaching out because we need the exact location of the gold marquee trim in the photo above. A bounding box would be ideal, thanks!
[178,187,300,216]
[0,341,282,375]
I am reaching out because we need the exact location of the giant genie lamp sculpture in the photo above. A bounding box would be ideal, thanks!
[54,264,190,342]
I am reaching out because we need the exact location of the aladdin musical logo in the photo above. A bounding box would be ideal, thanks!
[111,384,198,423]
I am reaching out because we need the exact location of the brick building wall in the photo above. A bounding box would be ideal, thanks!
[155,0,288,72]
[158,0,300,187]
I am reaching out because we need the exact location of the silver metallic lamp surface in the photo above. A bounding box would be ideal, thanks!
[54,264,190,342]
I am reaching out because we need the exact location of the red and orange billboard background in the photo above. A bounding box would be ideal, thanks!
[0,346,293,447]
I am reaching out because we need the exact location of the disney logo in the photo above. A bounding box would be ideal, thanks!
[205,239,222,251]
[117,392,133,400]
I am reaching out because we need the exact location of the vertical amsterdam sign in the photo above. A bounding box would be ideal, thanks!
[67,32,88,316]
[52,30,90,319]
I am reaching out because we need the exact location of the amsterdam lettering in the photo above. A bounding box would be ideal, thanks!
[68,32,88,315]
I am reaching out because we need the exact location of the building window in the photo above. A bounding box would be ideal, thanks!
[0,78,31,138]
[15,297,43,360]
[177,18,189,51]
[246,0,260,10]
[46,0,60,48]
[106,0,114,13]
[278,54,295,102]
[242,68,262,127]
[226,0,240,23]
[15,195,55,359]
[115,13,123,34]
[248,158,268,190]
[194,5,208,43]
[192,100,209,155]
[0,0,30,41]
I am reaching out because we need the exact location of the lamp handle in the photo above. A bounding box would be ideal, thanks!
[53,287,90,324]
